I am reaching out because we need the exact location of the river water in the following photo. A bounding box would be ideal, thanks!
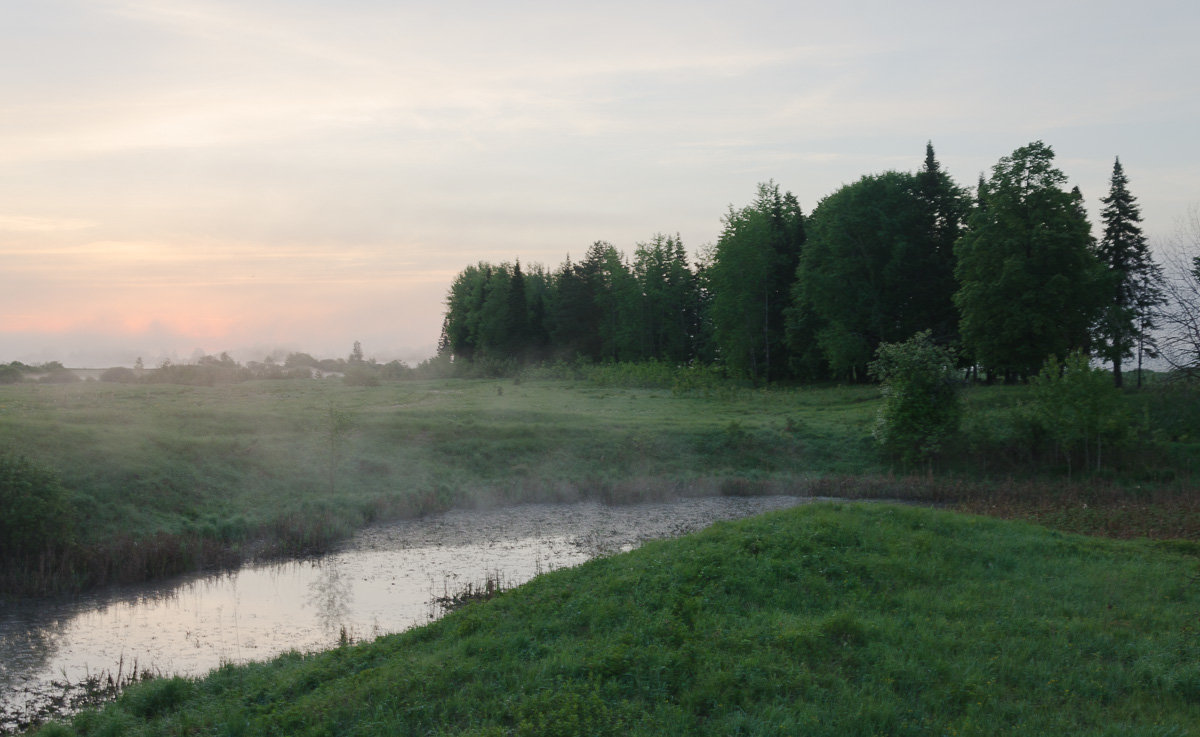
[0,495,821,729]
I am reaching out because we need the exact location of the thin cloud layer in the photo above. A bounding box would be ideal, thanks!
[2,0,1198,365]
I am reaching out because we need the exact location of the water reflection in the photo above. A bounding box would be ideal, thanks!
[1,495,820,729]
[306,565,353,639]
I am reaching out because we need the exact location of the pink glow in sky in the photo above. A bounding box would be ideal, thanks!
[3,0,1199,366]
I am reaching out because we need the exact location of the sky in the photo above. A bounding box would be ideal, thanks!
[2,0,1198,367]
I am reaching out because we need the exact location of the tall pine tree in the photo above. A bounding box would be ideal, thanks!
[1095,157,1164,387]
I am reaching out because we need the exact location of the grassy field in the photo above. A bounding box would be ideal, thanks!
[1,376,1198,595]
[29,503,1200,736]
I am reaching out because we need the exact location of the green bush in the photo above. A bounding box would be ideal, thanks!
[1027,351,1130,475]
[100,366,138,383]
[868,331,961,466]
[342,366,381,386]
[0,454,75,558]
[0,363,23,384]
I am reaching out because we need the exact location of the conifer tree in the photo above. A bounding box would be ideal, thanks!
[1095,157,1164,387]
[708,182,805,382]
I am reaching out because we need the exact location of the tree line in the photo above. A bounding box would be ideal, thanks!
[443,140,1173,385]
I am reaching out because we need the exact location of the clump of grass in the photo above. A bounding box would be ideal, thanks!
[432,571,506,614]
[31,503,1200,736]
[2,658,159,735]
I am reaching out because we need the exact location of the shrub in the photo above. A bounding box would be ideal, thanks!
[868,331,961,466]
[0,363,23,384]
[342,366,381,386]
[100,366,138,383]
[1027,351,1130,475]
[0,454,75,558]
[37,367,80,384]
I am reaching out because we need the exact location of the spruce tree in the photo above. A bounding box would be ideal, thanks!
[1096,157,1164,387]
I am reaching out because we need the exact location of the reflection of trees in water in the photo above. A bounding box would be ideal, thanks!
[0,616,66,686]
[305,564,352,639]
[0,609,73,731]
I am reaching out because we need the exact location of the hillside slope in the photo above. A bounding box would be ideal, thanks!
[39,503,1200,736]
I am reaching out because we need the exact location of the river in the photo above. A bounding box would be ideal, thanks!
[1,495,823,730]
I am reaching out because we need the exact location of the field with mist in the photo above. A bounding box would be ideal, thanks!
[2,374,1198,596]
[1,377,883,594]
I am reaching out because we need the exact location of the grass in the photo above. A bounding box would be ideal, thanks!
[0,378,884,594]
[2,376,1199,595]
[29,503,1200,736]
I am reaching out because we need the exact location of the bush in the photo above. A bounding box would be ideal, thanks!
[0,455,75,558]
[343,366,381,386]
[0,363,23,384]
[100,366,138,383]
[1027,351,1130,475]
[38,367,80,384]
[868,331,961,466]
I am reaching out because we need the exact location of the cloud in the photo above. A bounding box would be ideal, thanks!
[0,215,97,232]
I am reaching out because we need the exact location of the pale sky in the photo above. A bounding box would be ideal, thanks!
[2,0,1198,367]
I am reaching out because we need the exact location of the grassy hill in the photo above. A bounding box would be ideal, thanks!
[34,503,1200,736]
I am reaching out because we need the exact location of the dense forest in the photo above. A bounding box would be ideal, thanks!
[442,141,1191,385]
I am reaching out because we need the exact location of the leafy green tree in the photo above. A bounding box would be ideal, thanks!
[868,331,962,466]
[954,141,1104,381]
[792,147,968,380]
[1095,158,1164,387]
[708,182,805,382]
[443,263,491,362]
[1028,351,1129,475]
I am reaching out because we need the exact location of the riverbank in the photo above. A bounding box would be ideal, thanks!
[2,377,1197,596]
[26,502,1200,736]
[0,496,821,734]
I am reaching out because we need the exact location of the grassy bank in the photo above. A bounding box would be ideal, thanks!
[30,503,1200,736]
[2,377,1197,595]
[0,378,885,594]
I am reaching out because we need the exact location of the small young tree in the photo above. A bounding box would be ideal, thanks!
[1028,351,1129,476]
[868,331,962,466]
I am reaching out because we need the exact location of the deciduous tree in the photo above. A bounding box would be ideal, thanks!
[707,182,805,382]
[791,145,967,380]
[953,141,1104,381]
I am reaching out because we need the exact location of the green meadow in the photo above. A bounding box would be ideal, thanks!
[2,376,1198,595]
[31,503,1200,736]
[0,378,883,593]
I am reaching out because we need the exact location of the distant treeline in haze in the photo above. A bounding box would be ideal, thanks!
[442,141,1176,386]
